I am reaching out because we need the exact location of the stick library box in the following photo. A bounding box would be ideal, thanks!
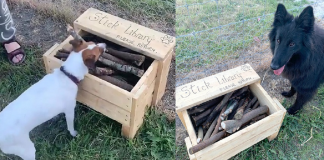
[43,8,175,139]
[176,64,286,160]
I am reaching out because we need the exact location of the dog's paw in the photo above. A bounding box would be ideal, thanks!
[281,91,294,97]
[70,130,78,137]
[287,107,299,115]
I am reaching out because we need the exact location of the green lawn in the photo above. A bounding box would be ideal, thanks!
[0,47,175,160]
[176,0,311,72]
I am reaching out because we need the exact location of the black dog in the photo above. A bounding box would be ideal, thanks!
[268,3,324,115]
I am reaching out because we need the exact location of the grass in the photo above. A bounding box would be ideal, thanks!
[0,47,175,160]
[176,85,324,160]
[176,0,311,74]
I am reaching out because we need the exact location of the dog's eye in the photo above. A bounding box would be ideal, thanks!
[277,39,280,43]
[289,42,295,47]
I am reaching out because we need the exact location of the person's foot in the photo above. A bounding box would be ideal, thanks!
[2,36,26,65]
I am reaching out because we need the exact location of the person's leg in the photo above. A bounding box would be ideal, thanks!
[0,0,25,64]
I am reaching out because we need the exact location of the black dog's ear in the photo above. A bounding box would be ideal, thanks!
[296,6,314,33]
[273,3,293,27]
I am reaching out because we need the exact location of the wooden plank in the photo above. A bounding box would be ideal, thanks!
[152,50,173,105]
[44,55,62,73]
[202,124,281,160]
[80,74,133,112]
[176,64,260,112]
[183,110,198,146]
[122,79,156,138]
[131,60,158,94]
[249,83,283,114]
[77,89,130,126]
[74,8,176,60]
[177,110,187,130]
[194,110,284,158]
[43,43,60,73]
[267,98,286,141]
[185,137,197,160]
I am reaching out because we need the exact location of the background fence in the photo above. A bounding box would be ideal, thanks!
[176,0,324,87]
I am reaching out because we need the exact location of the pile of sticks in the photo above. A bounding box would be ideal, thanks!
[54,25,151,92]
[187,86,269,154]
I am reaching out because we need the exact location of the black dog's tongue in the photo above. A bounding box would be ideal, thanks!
[273,65,285,75]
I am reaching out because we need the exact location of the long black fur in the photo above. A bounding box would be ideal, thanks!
[268,4,324,115]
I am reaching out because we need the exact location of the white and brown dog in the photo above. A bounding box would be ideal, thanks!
[0,39,106,160]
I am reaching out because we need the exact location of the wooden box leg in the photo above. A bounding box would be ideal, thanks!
[267,98,286,141]
[152,51,173,105]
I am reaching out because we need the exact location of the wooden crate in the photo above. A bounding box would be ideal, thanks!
[42,8,175,139]
[176,64,287,160]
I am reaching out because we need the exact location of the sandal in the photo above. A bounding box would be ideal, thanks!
[1,36,26,65]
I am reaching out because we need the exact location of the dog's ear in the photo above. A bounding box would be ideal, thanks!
[273,3,293,27]
[82,49,96,70]
[69,39,83,48]
[296,6,314,33]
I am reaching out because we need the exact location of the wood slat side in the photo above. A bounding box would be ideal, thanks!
[152,50,173,105]
[131,60,158,94]
[194,110,284,158]
[249,83,284,114]
[267,98,287,141]
[80,74,133,112]
[176,64,260,113]
[123,79,156,138]
[77,89,130,126]
[202,124,281,160]
[185,137,197,160]
[183,110,198,146]
[74,8,176,60]
[43,43,60,73]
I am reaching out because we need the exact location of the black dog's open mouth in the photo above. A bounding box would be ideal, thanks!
[272,55,293,76]
[273,65,285,75]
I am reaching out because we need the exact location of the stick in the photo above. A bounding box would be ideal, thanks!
[98,75,134,91]
[244,108,251,114]
[101,52,130,65]
[106,48,145,66]
[67,24,84,42]
[230,86,249,100]
[203,115,219,141]
[251,101,260,110]
[246,96,258,109]
[98,57,144,77]
[211,106,227,136]
[58,48,71,54]
[188,96,223,115]
[251,114,267,122]
[192,105,217,127]
[221,105,269,134]
[228,98,246,120]
[91,67,115,76]
[233,96,250,120]
[54,52,69,59]
[189,130,226,154]
[221,100,238,120]
[197,127,203,144]
[202,91,234,130]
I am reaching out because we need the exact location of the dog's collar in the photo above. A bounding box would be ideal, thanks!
[60,66,80,85]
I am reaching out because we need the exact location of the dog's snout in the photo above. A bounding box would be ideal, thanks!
[270,63,280,70]
[97,43,107,50]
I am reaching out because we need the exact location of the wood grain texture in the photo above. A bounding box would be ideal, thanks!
[152,50,173,105]
[176,64,260,113]
[74,8,175,60]
[77,89,130,126]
